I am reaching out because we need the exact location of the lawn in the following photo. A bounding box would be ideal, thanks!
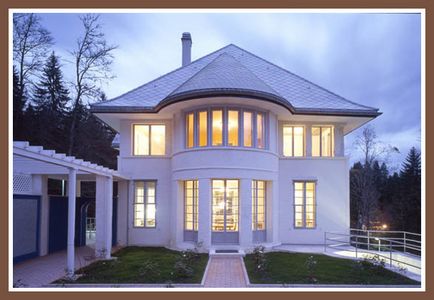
[244,252,419,285]
[56,247,209,284]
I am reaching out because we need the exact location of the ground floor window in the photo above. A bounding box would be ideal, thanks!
[184,180,199,231]
[293,181,316,228]
[252,180,266,230]
[212,180,239,232]
[134,181,156,227]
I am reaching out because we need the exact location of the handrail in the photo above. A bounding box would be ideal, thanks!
[350,228,421,236]
[324,231,422,271]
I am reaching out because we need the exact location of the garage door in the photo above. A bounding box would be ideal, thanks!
[13,195,40,263]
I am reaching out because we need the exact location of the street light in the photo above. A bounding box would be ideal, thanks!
[375,237,381,251]
[382,224,388,230]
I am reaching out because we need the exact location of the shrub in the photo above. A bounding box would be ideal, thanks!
[305,255,318,283]
[173,260,194,278]
[252,245,268,276]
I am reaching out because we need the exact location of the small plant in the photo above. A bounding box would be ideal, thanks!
[252,245,268,276]
[173,260,194,278]
[396,262,408,274]
[138,259,161,278]
[305,255,318,283]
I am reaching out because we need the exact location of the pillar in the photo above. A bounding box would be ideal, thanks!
[239,178,253,247]
[198,178,211,249]
[95,175,107,257]
[104,176,113,259]
[67,168,77,276]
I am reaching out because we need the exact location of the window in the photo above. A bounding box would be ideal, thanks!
[294,181,316,228]
[228,110,239,146]
[243,112,253,147]
[198,111,208,147]
[184,180,199,231]
[212,179,239,232]
[312,126,334,157]
[212,110,223,146]
[252,180,266,231]
[186,113,195,148]
[185,107,266,149]
[133,124,166,155]
[134,181,156,227]
[283,126,304,157]
[256,113,264,149]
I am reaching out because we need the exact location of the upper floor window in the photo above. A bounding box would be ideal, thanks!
[312,126,334,157]
[185,107,266,149]
[283,126,304,157]
[133,124,166,156]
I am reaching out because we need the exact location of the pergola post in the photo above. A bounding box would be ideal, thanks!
[105,176,113,259]
[67,167,77,277]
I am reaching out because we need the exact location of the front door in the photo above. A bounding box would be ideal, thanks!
[211,179,239,244]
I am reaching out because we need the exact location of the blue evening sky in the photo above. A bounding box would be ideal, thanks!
[33,12,422,171]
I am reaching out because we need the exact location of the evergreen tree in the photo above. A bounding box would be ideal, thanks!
[34,52,69,113]
[13,66,26,140]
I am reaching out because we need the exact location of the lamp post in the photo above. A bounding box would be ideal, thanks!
[375,237,381,252]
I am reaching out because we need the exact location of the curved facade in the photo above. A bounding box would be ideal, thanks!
[92,39,379,252]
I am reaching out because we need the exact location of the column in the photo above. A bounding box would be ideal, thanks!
[267,180,280,243]
[306,125,312,157]
[104,176,113,259]
[239,178,253,247]
[198,178,211,249]
[171,179,184,248]
[95,175,107,257]
[67,168,77,277]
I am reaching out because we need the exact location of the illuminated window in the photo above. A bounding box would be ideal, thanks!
[252,180,266,231]
[294,181,316,229]
[212,179,239,232]
[256,113,264,149]
[184,180,199,231]
[134,124,165,156]
[243,112,253,147]
[283,126,304,157]
[228,110,239,146]
[134,181,156,228]
[312,126,334,157]
[186,113,195,148]
[212,110,223,146]
[198,111,208,147]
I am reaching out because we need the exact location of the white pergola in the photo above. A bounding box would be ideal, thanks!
[13,141,128,277]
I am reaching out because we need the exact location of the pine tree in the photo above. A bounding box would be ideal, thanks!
[13,65,26,140]
[33,52,69,114]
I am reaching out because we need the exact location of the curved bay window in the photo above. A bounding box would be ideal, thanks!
[185,107,267,149]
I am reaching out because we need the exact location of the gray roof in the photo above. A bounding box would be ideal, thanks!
[91,44,380,117]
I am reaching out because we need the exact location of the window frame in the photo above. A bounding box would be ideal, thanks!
[293,180,317,229]
[183,106,268,150]
[252,180,266,231]
[133,180,157,228]
[282,125,305,157]
[184,180,199,232]
[311,125,334,157]
[132,123,166,156]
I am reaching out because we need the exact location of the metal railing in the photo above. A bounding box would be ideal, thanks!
[324,229,421,271]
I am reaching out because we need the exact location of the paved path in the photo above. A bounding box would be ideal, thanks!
[203,256,247,288]
[13,246,98,287]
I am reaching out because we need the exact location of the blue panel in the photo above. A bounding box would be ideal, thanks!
[112,197,118,246]
[13,195,41,264]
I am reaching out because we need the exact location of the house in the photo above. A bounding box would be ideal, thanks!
[89,32,380,251]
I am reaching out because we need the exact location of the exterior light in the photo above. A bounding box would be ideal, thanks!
[382,224,388,230]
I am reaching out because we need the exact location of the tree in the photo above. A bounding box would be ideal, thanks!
[13,13,53,139]
[67,14,117,155]
[13,66,26,140]
[34,52,70,113]
[399,147,421,233]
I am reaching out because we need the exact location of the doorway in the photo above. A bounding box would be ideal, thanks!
[211,179,239,244]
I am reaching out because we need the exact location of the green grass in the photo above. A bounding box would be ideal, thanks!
[244,252,419,285]
[56,247,208,284]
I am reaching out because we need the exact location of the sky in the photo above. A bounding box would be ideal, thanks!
[33,11,422,171]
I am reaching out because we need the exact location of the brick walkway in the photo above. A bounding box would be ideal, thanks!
[13,246,98,288]
[203,256,247,287]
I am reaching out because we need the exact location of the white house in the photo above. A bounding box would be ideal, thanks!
[90,33,381,252]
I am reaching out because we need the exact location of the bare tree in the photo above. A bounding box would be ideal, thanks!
[67,14,117,155]
[13,13,53,139]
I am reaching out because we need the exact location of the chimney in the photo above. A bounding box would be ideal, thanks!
[181,32,192,66]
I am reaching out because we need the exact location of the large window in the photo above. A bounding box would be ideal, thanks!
[294,181,316,229]
[312,126,334,157]
[283,126,304,157]
[212,179,239,232]
[133,124,166,155]
[134,181,156,228]
[252,180,266,231]
[184,180,199,231]
[186,107,266,149]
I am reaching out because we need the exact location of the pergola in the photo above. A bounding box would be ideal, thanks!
[13,141,128,277]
